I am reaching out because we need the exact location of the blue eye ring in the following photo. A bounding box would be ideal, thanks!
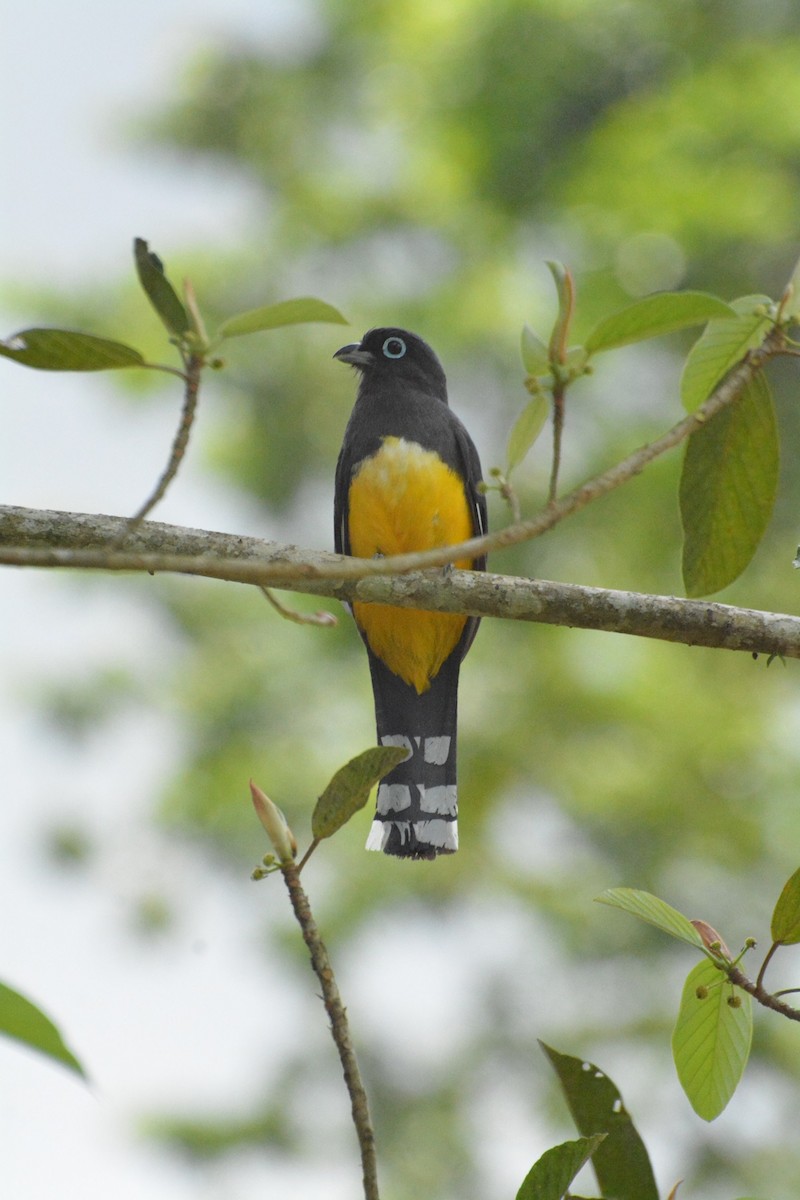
[382,336,407,359]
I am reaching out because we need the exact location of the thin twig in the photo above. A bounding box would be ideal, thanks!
[727,964,800,1023]
[280,861,379,1200]
[548,381,566,504]
[498,477,522,523]
[113,351,203,544]
[546,264,575,503]
[260,586,337,627]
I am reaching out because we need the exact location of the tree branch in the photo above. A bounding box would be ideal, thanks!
[727,965,800,1023]
[3,325,785,586]
[2,504,800,659]
[0,322,793,658]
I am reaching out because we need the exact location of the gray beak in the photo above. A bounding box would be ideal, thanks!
[334,342,374,367]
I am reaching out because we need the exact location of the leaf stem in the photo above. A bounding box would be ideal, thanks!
[295,837,320,874]
[755,940,781,991]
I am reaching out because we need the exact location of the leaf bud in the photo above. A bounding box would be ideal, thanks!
[690,919,731,960]
[250,780,297,863]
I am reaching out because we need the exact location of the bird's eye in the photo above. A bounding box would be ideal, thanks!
[382,336,407,359]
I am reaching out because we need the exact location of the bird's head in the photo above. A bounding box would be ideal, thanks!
[334,328,447,400]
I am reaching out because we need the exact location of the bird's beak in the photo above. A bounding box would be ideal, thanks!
[334,342,374,367]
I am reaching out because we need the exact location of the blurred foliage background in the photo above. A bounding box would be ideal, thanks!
[16,1,800,1196]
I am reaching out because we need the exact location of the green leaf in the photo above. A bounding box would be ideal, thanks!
[771,866,800,944]
[515,1134,606,1200]
[680,369,778,597]
[521,324,550,375]
[680,295,772,412]
[507,396,549,471]
[216,297,348,340]
[311,745,409,840]
[0,981,86,1079]
[585,291,735,354]
[133,237,191,336]
[539,1042,659,1200]
[595,887,705,950]
[672,957,752,1121]
[0,328,145,372]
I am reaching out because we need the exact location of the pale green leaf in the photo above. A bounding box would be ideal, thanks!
[539,1042,658,1200]
[311,745,409,840]
[507,396,549,470]
[133,237,191,336]
[216,298,348,340]
[595,887,705,949]
[783,251,800,321]
[0,981,86,1079]
[520,324,550,375]
[680,370,778,597]
[0,328,145,372]
[771,866,800,945]
[515,1135,605,1200]
[585,291,735,354]
[672,957,752,1121]
[564,344,587,373]
[680,294,772,412]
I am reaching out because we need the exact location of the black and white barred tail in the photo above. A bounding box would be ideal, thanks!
[366,731,458,857]
[365,650,461,859]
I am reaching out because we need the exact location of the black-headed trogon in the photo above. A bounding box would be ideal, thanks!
[334,328,487,860]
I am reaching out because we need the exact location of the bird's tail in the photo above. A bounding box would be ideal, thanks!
[365,651,461,859]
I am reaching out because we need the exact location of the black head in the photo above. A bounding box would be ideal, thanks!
[334,327,447,400]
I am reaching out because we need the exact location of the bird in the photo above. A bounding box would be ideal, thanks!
[333,328,487,859]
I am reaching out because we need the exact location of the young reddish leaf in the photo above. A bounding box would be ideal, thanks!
[680,370,778,597]
[595,888,705,950]
[0,328,145,371]
[680,295,772,412]
[250,781,297,863]
[539,1042,658,1200]
[771,866,800,945]
[515,1134,605,1200]
[133,237,191,337]
[216,298,348,340]
[585,291,734,355]
[0,981,86,1079]
[690,920,732,960]
[672,958,752,1121]
[546,261,575,362]
[507,396,549,471]
[311,745,409,840]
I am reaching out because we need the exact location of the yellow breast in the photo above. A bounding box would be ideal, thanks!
[347,436,474,694]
